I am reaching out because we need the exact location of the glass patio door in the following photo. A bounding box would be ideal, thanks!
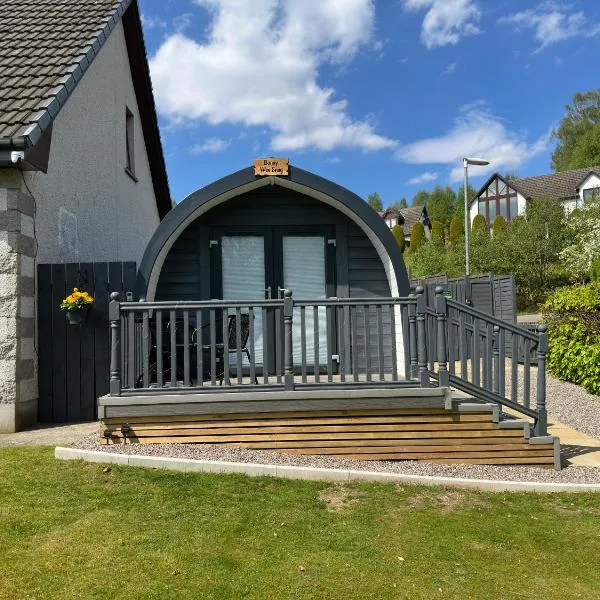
[282,235,328,365]
[221,235,266,365]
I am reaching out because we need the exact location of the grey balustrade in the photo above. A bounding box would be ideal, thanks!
[109,295,421,395]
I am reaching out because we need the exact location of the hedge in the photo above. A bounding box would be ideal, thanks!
[542,282,600,395]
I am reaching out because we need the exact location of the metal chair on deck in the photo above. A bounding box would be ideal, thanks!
[202,313,257,385]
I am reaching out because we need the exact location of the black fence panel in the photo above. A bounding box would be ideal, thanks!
[37,262,136,423]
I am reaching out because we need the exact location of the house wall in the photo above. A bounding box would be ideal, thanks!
[24,20,160,266]
[578,173,600,204]
[0,21,161,431]
[0,171,36,432]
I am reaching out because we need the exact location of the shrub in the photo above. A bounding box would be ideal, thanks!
[492,215,507,238]
[409,222,426,253]
[471,214,487,236]
[542,282,600,394]
[449,217,463,246]
[431,220,445,244]
[391,224,405,252]
[591,258,600,282]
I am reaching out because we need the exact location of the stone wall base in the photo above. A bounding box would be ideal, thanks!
[0,398,37,433]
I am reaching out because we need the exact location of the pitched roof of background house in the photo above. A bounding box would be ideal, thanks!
[0,0,171,218]
[474,166,600,204]
[399,206,430,237]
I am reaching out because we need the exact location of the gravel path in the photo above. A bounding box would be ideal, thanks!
[67,363,600,487]
[73,434,600,485]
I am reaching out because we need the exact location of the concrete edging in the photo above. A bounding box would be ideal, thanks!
[55,447,600,493]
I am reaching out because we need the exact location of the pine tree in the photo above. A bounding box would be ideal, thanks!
[471,214,487,236]
[492,215,507,238]
[410,222,426,253]
[391,224,405,252]
[449,217,464,246]
[431,220,445,244]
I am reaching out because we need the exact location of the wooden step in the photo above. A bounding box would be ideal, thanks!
[100,403,558,468]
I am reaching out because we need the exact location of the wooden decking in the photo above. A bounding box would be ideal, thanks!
[99,389,559,467]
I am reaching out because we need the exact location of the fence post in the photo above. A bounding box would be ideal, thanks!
[434,286,449,387]
[415,286,430,387]
[283,289,295,391]
[492,325,500,394]
[534,324,548,437]
[109,292,121,396]
[408,293,418,379]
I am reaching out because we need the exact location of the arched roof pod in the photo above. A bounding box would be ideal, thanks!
[136,165,409,300]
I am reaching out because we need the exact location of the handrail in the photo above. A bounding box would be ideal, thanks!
[447,298,539,340]
[423,285,548,436]
[109,292,421,396]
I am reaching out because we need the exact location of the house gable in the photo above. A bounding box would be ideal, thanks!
[0,0,170,218]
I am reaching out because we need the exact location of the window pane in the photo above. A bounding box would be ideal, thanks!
[488,200,497,221]
[499,198,507,218]
[510,197,518,219]
[487,182,497,197]
[222,236,265,364]
[478,199,486,214]
[498,181,507,195]
[283,236,327,364]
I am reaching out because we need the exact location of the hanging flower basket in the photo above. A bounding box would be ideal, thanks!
[60,288,94,325]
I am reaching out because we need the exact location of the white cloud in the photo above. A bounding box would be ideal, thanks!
[173,13,194,33]
[408,171,439,185]
[191,138,231,154]
[150,0,396,153]
[141,14,167,29]
[402,0,481,48]
[396,105,550,181]
[442,61,457,75]
[499,2,600,51]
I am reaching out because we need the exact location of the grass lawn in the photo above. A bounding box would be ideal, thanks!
[1,448,599,600]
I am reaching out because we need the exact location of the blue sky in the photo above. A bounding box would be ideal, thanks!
[138,0,600,207]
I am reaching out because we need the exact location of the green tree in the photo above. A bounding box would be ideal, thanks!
[505,198,572,305]
[391,223,405,252]
[426,186,457,226]
[560,196,600,280]
[407,238,447,277]
[411,190,430,207]
[492,215,507,238]
[387,198,408,211]
[454,183,477,222]
[471,214,487,236]
[367,192,383,211]
[409,221,426,253]
[449,217,464,246]
[551,89,600,171]
[431,220,445,244]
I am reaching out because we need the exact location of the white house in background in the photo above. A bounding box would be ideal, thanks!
[469,166,600,225]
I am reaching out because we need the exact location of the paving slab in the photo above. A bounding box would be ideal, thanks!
[0,422,98,447]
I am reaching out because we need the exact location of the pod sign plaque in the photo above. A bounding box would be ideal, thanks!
[254,158,289,176]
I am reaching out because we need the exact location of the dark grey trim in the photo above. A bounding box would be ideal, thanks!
[136,166,410,299]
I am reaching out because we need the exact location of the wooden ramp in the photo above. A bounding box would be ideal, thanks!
[99,390,559,468]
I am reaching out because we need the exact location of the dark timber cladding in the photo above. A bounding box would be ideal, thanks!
[135,165,409,300]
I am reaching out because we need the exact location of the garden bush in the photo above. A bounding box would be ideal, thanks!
[542,282,600,394]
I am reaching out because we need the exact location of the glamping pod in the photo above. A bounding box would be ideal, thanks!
[98,162,559,468]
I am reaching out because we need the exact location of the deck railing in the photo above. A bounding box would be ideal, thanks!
[109,292,420,395]
[107,286,549,436]
[422,286,549,436]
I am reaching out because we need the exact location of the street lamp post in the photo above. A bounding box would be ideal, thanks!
[463,157,490,275]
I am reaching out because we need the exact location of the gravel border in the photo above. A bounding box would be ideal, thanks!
[58,446,600,492]
[71,433,600,485]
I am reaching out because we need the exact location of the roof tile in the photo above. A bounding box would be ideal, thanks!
[0,0,126,141]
